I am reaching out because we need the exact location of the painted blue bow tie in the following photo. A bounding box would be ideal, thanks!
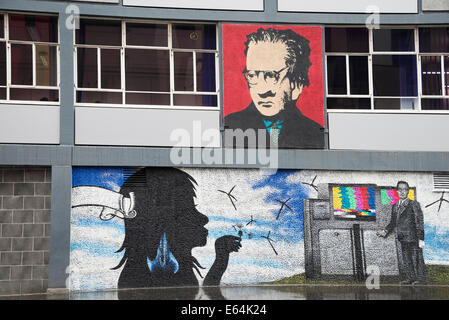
[263,120,284,135]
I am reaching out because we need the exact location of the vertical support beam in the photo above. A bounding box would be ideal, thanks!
[58,8,75,146]
[47,165,72,291]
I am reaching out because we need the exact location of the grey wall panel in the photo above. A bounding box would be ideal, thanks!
[0,105,59,144]
[75,107,220,147]
[422,0,449,11]
[278,0,418,13]
[329,113,449,152]
[123,0,263,11]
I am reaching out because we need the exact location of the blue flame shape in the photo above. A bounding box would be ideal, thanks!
[147,233,179,274]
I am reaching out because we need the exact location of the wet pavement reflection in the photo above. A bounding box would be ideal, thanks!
[1,285,449,300]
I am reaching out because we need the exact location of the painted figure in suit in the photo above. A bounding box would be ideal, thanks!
[378,181,427,285]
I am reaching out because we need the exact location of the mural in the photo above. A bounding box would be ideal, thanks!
[70,168,449,295]
[222,24,325,149]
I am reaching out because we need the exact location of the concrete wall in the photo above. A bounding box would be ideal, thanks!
[0,105,59,145]
[328,113,449,152]
[0,167,52,295]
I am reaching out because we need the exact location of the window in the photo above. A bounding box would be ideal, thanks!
[0,13,59,102]
[75,18,218,108]
[325,26,449,111]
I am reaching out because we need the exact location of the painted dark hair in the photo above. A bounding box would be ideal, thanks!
[244,27,312,87]
[113,167,208,288]
[396,180,410,190]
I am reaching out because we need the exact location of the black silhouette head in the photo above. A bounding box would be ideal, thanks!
[113,167,209,289]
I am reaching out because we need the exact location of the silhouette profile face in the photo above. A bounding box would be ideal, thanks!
[173,197,209,249]
[245,41,303,117]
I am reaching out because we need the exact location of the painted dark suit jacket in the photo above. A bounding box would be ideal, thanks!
[224,102,324,149]
[385,198,425,243]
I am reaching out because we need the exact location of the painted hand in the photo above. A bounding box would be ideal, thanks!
[376,230,387,238]
[215,235,242,257]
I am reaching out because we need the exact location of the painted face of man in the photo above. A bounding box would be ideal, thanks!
[245,41,303,117]
[397,183,410,200]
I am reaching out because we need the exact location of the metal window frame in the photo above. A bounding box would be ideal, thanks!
[74,17,220,111]
[0,12,60,105]
[325,25,449,114]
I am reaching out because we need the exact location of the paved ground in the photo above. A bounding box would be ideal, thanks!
[1,285,449,300]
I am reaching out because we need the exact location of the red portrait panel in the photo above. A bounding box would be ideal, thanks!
[222,24,324,127]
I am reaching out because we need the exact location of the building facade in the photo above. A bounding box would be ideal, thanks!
[0,0,449,295]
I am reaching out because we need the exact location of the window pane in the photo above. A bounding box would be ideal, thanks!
[76,91,122,104]
[0,14,4,39]
[0,42,5,86]
[76,19,121,46]
[419,28,449,53]
[0,88,5,100]
[422,98,449,110]
[373,55,417,96]
[374,98,418,110]
[173,94,217,107]
[325,28,369,53]
[327,98,371,110]
[11,44,32,85]
[77,48,97,88]
[196,52,216,92]
[373,29,414,52]
[172,24,216,50]
[126,92,170,105]
[10,88,58,101]
[174,52,193,91]
[421,56,442,96]
[101,49,121,89]
[349,56,369,95]
[327,56,347,95]
[9,14,58,43]
[125,49,169,92]
[36,45,57,87]
[444,57,449,96]
[126,23,168,47]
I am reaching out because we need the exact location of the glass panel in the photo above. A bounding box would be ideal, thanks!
[419,28,449,53]
[325,28,369,53]
[125,49,169,92]
[374,98,418,110]
[76,19,121,46]
[11,44,32,85]
[76,91,122,104]
[101,49,121,89]
[77,48,97,88]
[196,52,216,92]
[327,98,371,110]
[126,23,168,47]
[421,56,442,96]
[421,98,449,110]
[373,55,417,97]
[444,56,449,96]
[327,56,347,95]
[349,56,369,95]
[10,88,58,101]
[172,24,216,50]
[0,42,5,86]
[174,52,193,91]
[126,92,170,105]
[9,14,58,43]
[36,45,57,87]
[0,14,4,39]
[0,87,5,100]
[373,29,415,52]
[173,94,217,107]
